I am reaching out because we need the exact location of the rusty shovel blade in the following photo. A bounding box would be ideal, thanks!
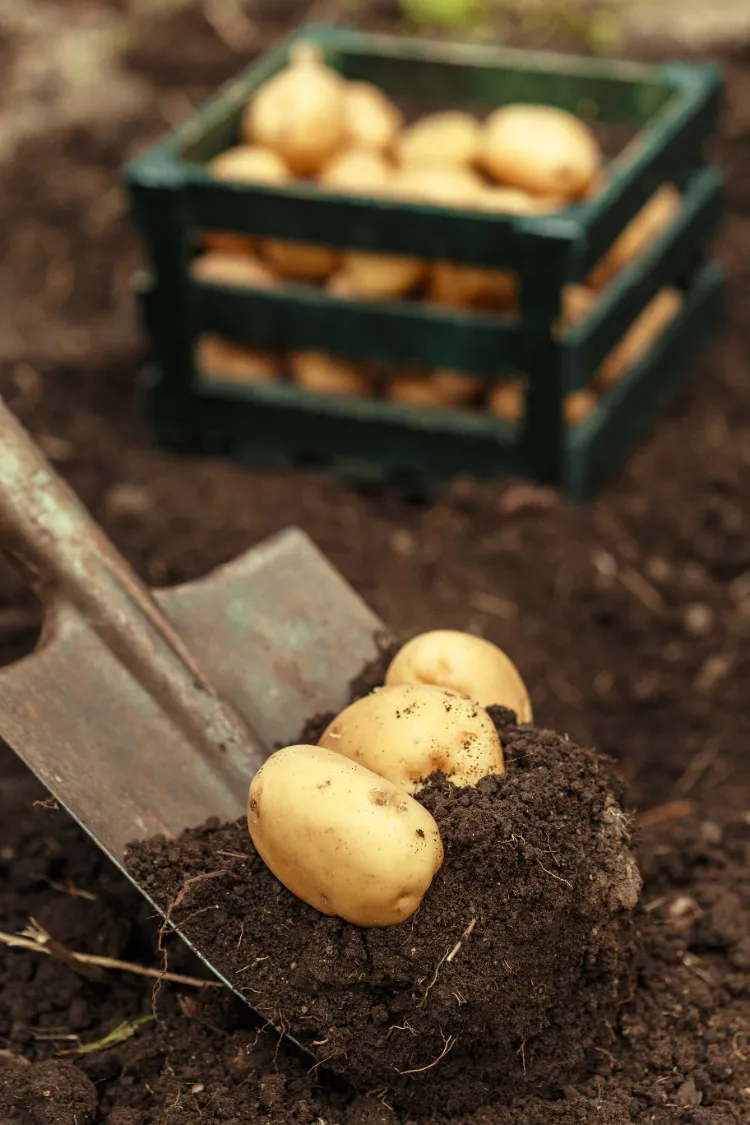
[0,397,386,1024]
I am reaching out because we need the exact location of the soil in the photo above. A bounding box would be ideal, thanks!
[0,0,749,1122]
[125,709,641,1113]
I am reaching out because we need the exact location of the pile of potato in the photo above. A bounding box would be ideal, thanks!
[191,41,684,421]
[248,629,530,928]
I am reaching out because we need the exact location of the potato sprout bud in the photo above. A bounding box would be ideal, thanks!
[248,744,443,927]
[290,351,373,397]
[397,111,482,169]
[320,683,504,790]
[343,82,403,154]
[385,629,532,721]
[242,42,347,176]
[195,335,280,384]
[482,105,601,199]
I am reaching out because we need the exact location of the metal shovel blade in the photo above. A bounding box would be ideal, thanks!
[0,397,386,1018]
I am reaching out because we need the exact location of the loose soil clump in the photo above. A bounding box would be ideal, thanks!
[125,709,642,1113]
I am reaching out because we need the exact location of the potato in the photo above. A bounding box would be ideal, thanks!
[487,378,525,423]
[478,185,562,215]
[482,105,601,200]
[247,744,443,927]
[318,147,393,194]
[596,287,683,390]
[385,629,532,721]
[562,283,597,329]
[387,370,481,408]
[588,184,681,289]
[429,262,518,312]
[190,252,278,289]
[339,251,425,300]
[393,164,485,207]
[343,81,403,154]
[320,682,503,790]
[290,351,373,396]
[564,388,597,426]
[200,232,256,255]
[397,111,482,169]
[208,145,290,185]
[261,239,340,282]
[195,334,280,384]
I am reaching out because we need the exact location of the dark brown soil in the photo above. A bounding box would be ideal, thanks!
[1,0,750,1122]
[124,711,641,1113]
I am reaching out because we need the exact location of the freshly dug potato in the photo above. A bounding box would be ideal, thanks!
[487,378,525,423]
[290,351,373,396]
[200,232,256,255]
[208,145,290,185]
[387,370,481,408]
[597,287,683,389]
[394,164,485,207]
[320,683,504,790]
[339,251,425,300]
[242,42,347,176]
[195,334,280,384]
[397,111,482,169]
[429,261,518,312]
[385,629,532,720]
[247,744,443,927]
[588,184,681,289]
[482,105,601,200]
[190,252,278,289]
[318,148,392,194]
[564,388,597,426]
[343,81,403,154]
[261,240,340,282]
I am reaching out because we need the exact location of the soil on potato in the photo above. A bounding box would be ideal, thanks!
[1,0,750,1122]
[124,711,641,1113]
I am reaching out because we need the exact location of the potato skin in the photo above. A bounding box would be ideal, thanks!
[385,629,533,722]
[319,683,504,790]
[247,745,443,927]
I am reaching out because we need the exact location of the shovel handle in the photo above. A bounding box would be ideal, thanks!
[0,397,267,788]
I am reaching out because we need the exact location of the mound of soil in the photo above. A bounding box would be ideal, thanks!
[125,709,641,1113]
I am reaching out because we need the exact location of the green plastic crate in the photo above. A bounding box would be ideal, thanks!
[125,25,725,500]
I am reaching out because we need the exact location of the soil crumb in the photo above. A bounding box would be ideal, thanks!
[126,710,641,1112]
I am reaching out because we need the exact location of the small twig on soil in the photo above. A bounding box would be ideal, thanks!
[30,873,98,901]
[215,850,253,861]
[674,744,720,798]
[617,565,664,613]
[60,1015,154,1056]
[32,798,59,811]
[398,1034,457,1076]
[446,918,476,963]
[636,800,697,829]
[518,1039,527,1075]
[0,925,220,989]
[536,860,573,888]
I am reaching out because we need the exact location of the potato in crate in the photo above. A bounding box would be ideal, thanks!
[126,26,724,500]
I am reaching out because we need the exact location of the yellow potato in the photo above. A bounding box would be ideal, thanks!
[588,184,681,289]
[397,111,482,169]
[429,262,518,312]
[562,283,597,329]
[387,370,481,408]
[597,287,683,390]
[339,251,425,300]
[190,252,278,289]
[200,232,256,256]
[290,351,373,396]
[477,186,562,215]
[208,145,290,185]
[195,334,280,384]
[385,629,532,721]
[318,148,392,194]
[564,388,597,427]
[343,81,403,153]
[393,164,485,207]
[482,105,601,200]
[320,682,504,790]
[248,745,443,927]
[261,240,339,282]
[487,378,526,423]
[242,42,347,176]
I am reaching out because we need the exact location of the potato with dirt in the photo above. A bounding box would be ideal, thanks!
[319,682,504,789]
[385,629,533,721]
[247,744,443,927]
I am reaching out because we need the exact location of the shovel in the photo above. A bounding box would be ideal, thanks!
[0,394,386,1019]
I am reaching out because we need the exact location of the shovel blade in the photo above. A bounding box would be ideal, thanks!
[0,527,385,865]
